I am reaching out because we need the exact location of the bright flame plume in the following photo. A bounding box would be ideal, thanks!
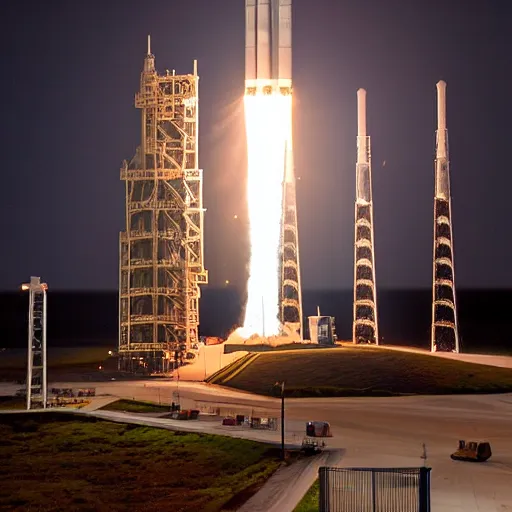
[240,92,292,338]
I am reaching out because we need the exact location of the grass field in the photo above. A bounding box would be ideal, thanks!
[0,412,280,512]
[0,347,113,368]
[293,479,319,512]
[221,346,512,397]
[100,399,171,414]
[0,347,117,382]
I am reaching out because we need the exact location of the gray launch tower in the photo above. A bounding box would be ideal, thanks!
[118,38,207,373]
[431,80,459,352]
[353,89,379,345]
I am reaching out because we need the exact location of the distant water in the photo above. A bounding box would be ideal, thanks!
[0,288,510,353]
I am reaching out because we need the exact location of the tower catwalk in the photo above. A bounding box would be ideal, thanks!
[353,89,379,345]
[279,140,303,339]
[118,38,207,373]
[431,80,459,352]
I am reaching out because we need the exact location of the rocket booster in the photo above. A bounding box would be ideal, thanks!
[435,80,450,200]
[245,0,292,95]
[356,88,371,204]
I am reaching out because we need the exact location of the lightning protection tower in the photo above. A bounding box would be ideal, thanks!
[22,276,48,409]
[431,80,459,352]
[353,89,379,344]
[279,140,303,339]
[119,37,208,373]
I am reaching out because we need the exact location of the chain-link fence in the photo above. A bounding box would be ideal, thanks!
[319,467,431,512]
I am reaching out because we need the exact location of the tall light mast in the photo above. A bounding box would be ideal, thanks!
[22,276,48,409]
[353,89,379,345]
[119,38,207,373]
[431,80,459,352]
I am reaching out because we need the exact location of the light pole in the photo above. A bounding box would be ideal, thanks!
[274,381,285,461]
[21,277,48,410]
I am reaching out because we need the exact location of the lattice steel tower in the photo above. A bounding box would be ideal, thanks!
[431,80,459,352]
[279,139,303,339]
[119,37,207,373]
[353,89,379,344]
[22,276,48,409]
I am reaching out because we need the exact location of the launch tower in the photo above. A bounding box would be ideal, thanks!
[280,141,303,338]
[118,38,207,372]
[431,80,459,352]
[353,89,379,344]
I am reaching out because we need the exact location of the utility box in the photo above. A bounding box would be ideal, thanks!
[309,316,336,345]
[306,421,332,437]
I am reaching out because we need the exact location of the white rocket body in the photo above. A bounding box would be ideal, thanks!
[245,0,292,94]
[435,80,450,200]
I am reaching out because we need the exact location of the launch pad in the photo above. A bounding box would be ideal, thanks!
[116,3,462,373]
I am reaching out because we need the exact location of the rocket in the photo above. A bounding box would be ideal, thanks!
[435,80,450,200]
[356,88,371,204]
[245,0,292,95]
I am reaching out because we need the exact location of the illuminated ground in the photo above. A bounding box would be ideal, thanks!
[1,375,512,510]
[3,349,512,510]
[214,346,512,397]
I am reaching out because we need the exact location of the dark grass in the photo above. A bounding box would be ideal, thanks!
[0,347,113,368]
[0,347,119,383]
[222,346,512,397]
[0,396,26,410]
[100,399,171,414]
[0,412,281,512]
[293,479,319,512]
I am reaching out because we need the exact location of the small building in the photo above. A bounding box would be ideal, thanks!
[308,316,336,345]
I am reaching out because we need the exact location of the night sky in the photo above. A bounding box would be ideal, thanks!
[2,0,511,292]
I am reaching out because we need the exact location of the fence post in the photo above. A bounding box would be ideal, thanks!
[419,467,431,512]
[371,470,377,512]
[319,467,329,512]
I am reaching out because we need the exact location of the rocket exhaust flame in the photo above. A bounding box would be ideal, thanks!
[240,92,292,337]
[239,0,296,339]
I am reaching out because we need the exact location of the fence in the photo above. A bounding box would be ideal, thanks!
[319,467,431,512]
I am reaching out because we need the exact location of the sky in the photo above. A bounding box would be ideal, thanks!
[1,0,511,291]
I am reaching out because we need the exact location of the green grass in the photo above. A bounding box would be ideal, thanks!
[100,399,171,413]
[0,412,281,512]
[221,346,512,397]
[294,479,319,512]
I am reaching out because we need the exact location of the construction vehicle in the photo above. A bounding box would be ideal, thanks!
[451,440,492,462]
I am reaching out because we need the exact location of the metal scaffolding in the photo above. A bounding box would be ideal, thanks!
[431,81,459,352]
[279,140,303,339]
[353,89,379,345]
[119,37,207,373]
[22,276,48,409]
